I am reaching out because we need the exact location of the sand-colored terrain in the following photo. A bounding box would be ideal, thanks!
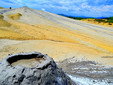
[0,7,113,66]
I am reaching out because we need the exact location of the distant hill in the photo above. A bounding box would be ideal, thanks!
[58,14,113,25]
[59,14,113,19]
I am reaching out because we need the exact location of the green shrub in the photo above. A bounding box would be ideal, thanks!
[108,17,113,20]
[107,17,113,24]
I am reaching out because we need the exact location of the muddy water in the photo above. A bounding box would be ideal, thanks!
[11,58,45,67]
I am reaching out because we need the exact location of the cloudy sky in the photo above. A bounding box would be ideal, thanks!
[0,0,113,17]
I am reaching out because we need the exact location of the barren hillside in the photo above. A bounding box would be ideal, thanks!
[0,7,113,66]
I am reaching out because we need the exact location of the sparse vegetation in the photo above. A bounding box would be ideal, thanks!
[94,17,113,25]
[66,16,113,26]
[94,19,106,23]
[8,13,22,20]
[107,17,113,25]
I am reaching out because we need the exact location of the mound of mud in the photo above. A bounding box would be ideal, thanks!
[0,52,75,85]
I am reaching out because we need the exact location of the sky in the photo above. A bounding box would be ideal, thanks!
[0,0,113,17]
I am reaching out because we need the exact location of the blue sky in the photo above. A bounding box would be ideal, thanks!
[0,0,113,17]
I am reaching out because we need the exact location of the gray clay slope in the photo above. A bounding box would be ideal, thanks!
[0,52,75,85]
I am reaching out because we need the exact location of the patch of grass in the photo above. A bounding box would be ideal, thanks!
[8,13,22,20]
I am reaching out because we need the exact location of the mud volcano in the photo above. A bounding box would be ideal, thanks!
[0,52,75,85]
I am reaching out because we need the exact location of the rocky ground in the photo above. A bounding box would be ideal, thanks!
[58,57,113,85]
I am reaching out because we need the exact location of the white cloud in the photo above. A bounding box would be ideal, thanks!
[81,2,91,8]
[42,8,46,11]
[1,0,113,17]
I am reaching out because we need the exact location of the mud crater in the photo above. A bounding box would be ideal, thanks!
[7,54,45,67]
